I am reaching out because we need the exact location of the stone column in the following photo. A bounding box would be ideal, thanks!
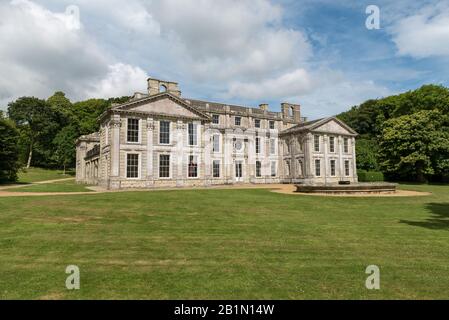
[146,118,154,187]
[323,134,328,184]
[352,137,358,182]
[203,123,211,185]
[338,136,344,179]
[111,116,121,177]
[176,121,184,186]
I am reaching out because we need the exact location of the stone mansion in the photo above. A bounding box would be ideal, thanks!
[76,77,358,189]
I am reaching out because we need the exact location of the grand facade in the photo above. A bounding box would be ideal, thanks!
[76,77,358,189]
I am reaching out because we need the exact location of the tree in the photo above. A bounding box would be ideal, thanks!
[52,125,79,174]
[355,139,380,171]
[0,118,20,182]
[7,97,61,168]
[378,110,449,182]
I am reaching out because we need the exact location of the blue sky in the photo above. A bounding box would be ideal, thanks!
[1,0,448,119]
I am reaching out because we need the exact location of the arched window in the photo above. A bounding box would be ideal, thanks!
[289,106,294,118]
[159,84,167,93]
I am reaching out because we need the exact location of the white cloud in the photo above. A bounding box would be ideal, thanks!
[389,1,449,58]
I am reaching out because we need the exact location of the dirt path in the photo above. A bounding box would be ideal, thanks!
[0,178,75,191]
[0,182,431,198]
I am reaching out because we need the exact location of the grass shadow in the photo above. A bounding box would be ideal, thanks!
[400,203,449,230]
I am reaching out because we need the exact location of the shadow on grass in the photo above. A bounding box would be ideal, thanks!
[400,203,449,230]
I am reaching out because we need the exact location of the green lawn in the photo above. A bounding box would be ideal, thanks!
[5,179,92,193]
[0,184,448,299]
[17,167,74,184]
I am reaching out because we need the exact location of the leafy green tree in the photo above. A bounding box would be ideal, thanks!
[0,118,20,182]
[52,125,79,174]
[379,110,449,182]
[7,97,61,168]
[355,139,380,171]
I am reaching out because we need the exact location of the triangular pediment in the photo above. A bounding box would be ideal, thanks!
[311,118,357,135]
[113,93,210,120]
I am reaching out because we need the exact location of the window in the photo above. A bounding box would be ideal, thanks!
[345,160,350,176]
[235,117,241,126]
[212,114,220,124]
[188,155,198,178]
[271,161,277,177]
[256,137,261,154]
[213,160,220,178]
[159,154,170,178]
[270,138,276,155]
[298,160,303,177]
[160,121,170,144]
[126,154,139,178]
[256,161,262,177]
[269,121,275,129]
[255,119,261,128]
[213,135,220,152]
[344,138,349,153]
[314,135,320,152]
[285,160,291,176]
[330,160,336,176]
[188,123,197,146]
[329,136,335,153]
[315,159,321,177]
[127,118,139,143]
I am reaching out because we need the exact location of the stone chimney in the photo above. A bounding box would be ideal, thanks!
[147,77,181,97]
[281,102,301,123]
[259,103,269,111]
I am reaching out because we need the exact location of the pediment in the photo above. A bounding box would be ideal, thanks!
[114,93,209,120]
[312,118,356,135]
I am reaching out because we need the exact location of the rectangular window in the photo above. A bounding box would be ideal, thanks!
[160,121,170,144]
[285,160,291,176]
[213,160,220,178]
[255,119,261,128]
[315,159,321,177]
[270,138,276,155]
[213,135,220,152]
[235,117,241,126]
[188,155,198,178]
[256,137,261,154]
[345,160,350,176]
[256,161,262,177]
[127,118,139,143]
[212,114,220,124]
[271,161,277,177]
[269,121,275,129]
[126,154,139,178]
[159,154,170,178]
[314,135,320,152]
[330,160,336,176]
[330,136,335,153]
[344,138,349,153]
[188,123,197,146]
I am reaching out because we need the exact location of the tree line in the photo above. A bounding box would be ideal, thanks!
[0,92,129,182]
[338,84,449,183]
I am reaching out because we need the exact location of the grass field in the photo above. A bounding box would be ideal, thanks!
[16,167,75,184]
[0,184,448,299]
[5,179,92,193]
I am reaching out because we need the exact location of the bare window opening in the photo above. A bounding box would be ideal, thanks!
[159,84,167,93]
[289,107,294,117]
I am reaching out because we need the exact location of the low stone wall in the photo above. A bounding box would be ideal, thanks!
[295,182,397,194]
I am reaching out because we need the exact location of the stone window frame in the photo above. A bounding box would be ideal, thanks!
[314,135,320,152]
[345,160,350,177]
[213,160,220,178]
[188,154,199,178]
[212,134,220,153]
[270,161,277,177]
[315,159,321,177]
[343,137,349,153]
[329,136,336,153]
[126,118,141,144]
[159,154,171,179]
[188,122,198,146]
[256,161,262,177]
[254,119,261,128]
[330,159,336,177]
[212,114,220,125]
[126,152,141,179]
[269,120,275,130]
[270,138,276,155]
[235,116,242,126]
[256,137,261,154]
[159,120,171,145]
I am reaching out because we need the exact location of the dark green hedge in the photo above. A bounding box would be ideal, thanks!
[358,170,384,182]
